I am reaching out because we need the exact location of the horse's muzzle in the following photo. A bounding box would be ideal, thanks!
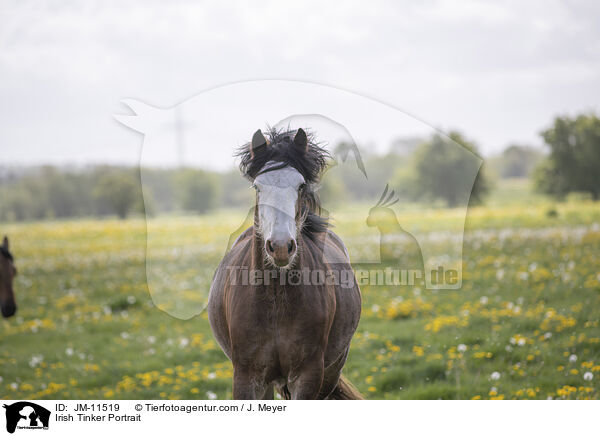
[266,237,297,267]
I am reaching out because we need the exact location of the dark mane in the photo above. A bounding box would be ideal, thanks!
[236,127,329,184]
[236,127,331,239]
[301,213,329,241]
[0,246,13,262]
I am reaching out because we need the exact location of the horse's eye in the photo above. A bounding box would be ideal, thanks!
[299,183,306,192]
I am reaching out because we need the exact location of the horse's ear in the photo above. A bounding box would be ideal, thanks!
[2,236,8,250]
[251,129,268,159]
[293,128,308,153]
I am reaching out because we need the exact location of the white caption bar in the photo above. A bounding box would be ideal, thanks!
[1,400,596,435]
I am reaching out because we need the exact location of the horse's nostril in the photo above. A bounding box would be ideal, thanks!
[266,240,275,253]
[287,240,296,254]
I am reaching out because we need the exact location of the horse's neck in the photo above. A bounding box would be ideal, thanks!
[250,226,264,270]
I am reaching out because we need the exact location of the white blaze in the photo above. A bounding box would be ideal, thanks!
[253,163,305,243]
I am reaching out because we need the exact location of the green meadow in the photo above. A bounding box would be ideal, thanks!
[1,180,599,400]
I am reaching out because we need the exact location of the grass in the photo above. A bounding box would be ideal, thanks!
[1,196,599,400]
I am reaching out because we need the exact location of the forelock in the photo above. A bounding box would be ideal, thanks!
[236,127,329,183]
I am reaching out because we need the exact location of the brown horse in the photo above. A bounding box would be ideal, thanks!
[208,128,362,399]
[0,236,17,318]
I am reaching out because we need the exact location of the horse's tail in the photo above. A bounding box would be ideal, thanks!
[328,374,364,400]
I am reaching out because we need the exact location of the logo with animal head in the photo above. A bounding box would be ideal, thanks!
[3,402,50,433]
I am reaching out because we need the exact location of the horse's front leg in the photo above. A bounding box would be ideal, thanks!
[233,366,259,400]
[288,356,325,400]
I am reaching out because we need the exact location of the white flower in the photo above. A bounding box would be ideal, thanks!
[569,354,577,363]
[490,371,501,381]
[65,347,74,356]
[120,332,130,340]
[179,338,189,348]
[208,372,216,380]
[517,338,526,346]
[584,372,593,381]
[518,271,529,280]
[0,376,3,383]
[505,345,513,352]
[147,336,156,344]
[457,344,467,353]
[479,296,488,305]
[10,383,18,390]
[543,332,552,340]
[207,391,217,400]
[371,304,380,313]
[29,355,44,368]
[127,296,136,305]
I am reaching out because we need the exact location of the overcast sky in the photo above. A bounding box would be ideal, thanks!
[1,0,599,170]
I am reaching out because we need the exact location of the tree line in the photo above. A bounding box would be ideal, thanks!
[0,112,597,221]
[0,166,228,221]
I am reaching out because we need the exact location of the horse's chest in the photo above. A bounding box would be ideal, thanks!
[231,287,332,375]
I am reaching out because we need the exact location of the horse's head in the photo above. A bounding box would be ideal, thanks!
[0,236,17,318]
[238,128,328,268]
[366,184,399,228]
